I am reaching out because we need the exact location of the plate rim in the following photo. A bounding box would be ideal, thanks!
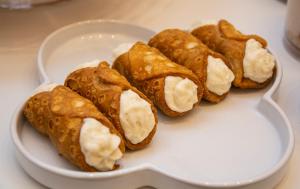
[36,19,157,83]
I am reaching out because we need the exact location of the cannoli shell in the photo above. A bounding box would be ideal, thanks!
[23,86,125,171]
[191,19,275,89]
[149,29,232,103]
[65,62,158,150]
[113,42,203,116]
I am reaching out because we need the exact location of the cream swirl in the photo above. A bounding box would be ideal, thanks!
[206,56,235,95]
[80,118,123,171]
[243,39,275,83]
[164,76,198,113]
[119,89,155,144]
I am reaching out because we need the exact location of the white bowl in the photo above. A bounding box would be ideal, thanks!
[11,20,294,189]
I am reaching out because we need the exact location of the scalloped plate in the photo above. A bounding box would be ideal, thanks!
[10,20,294,189]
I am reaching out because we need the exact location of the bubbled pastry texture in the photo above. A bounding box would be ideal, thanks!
[23,86,125,171]
[65,62,157,150]
[113,42,202,116]
[191,19,275,89]
[148,29,233,103]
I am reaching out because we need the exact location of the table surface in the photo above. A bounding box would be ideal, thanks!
[1,0,300,188]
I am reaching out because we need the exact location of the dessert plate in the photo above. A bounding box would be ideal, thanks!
[11,20,294,189]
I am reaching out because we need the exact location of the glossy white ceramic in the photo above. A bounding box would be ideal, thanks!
[10,20,294,189]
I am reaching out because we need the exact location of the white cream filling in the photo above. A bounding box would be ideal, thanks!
[199,19,218,27]
[113,43,134,59]
[71,59,100,73]
[206,56,235,95]
[119,90,155,144]
[243,39,275,83]
[80,118,123,171]
[32,83,59,96]
[164,76,198,113]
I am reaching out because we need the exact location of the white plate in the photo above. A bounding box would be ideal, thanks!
[10,20,294,189]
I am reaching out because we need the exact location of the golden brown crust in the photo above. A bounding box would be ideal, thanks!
[65,62,158,150]
[23,85,125,172]
[149,29,233,103]
[191,19,275,89]
[219,20,267,46]
[113,42,203,116]
[23,92,51,135]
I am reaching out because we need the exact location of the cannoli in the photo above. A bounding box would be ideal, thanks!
[112,42,202,116]
[65,61,157,150]
[23,84,125,172]
[191,19,276,89]
[149,29,235,103]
